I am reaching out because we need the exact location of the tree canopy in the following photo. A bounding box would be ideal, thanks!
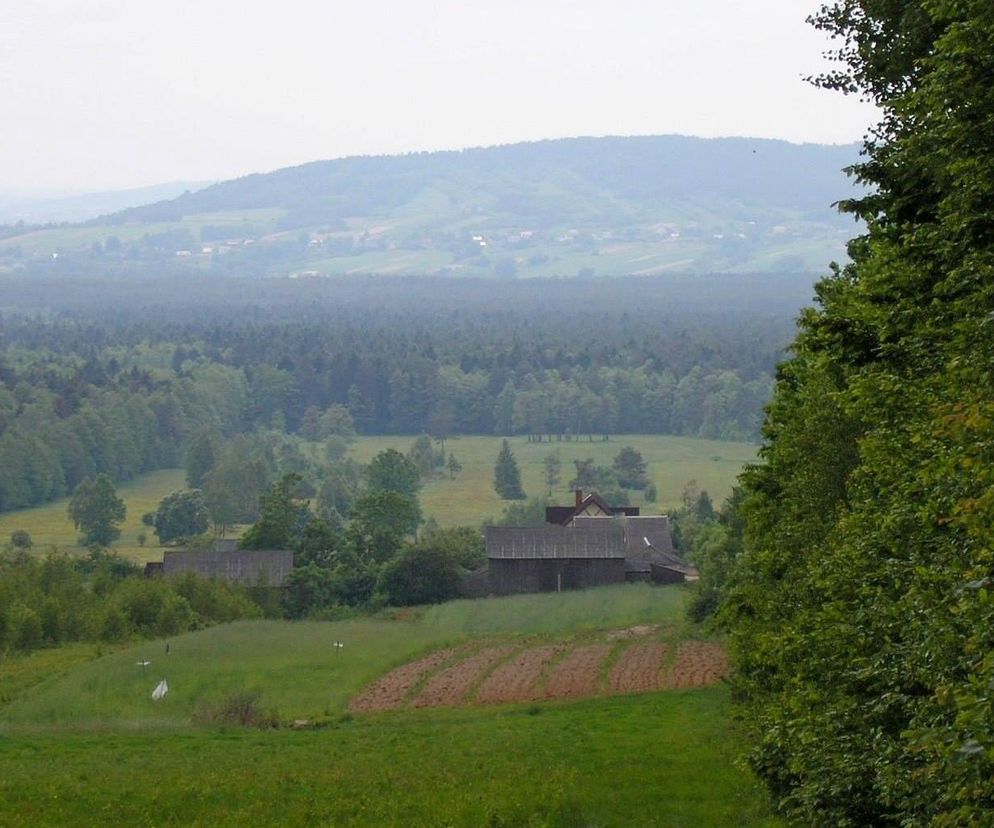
[722,3,994,823]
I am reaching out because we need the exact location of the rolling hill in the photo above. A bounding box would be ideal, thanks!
[0,135,862,277]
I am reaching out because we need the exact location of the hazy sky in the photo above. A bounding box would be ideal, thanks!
[0,1,877,194]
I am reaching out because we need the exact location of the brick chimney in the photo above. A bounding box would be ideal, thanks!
[575,489,583,508]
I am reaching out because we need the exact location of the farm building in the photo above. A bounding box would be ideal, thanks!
[145,541,293,587]
[545,489,640,525]
[484,495,696,595]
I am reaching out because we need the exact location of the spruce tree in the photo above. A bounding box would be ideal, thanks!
[493,439,525,500]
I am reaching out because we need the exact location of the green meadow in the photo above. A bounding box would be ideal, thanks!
[0,585,781,826]
[0,434,753,562]
[351,434,756,527]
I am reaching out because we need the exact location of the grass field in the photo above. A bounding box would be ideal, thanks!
[0,468,185,564]
[351,434,756,527]
[0,434,752,562]
[0,585,781,825]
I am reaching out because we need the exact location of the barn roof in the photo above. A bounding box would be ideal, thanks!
[161,549,293,586]
[545,491,640,526]
[486,524,626,559]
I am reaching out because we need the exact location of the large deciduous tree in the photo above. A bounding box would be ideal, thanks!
[723,2,994,823]
[153,489,209,544]
[68,474,126,547]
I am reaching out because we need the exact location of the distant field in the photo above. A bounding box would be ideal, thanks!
[0,435,752,561]
[351,434,756,526]
[0,468,185,563]
[0,585,782,825]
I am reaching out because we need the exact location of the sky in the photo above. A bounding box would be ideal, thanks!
[0,0,878,194]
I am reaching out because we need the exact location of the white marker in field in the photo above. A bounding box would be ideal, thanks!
[137,659,151,669]
[334,641,344,655]
[152,679,169,700]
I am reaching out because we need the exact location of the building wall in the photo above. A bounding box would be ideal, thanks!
[488,557,626,596]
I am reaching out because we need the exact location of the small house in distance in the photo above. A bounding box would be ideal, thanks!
[483,490,696,596]
[145,539,293,587]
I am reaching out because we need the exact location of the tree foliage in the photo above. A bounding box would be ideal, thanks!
[493,439,525,500]
[724,3,994,823]
[67,474,126,547]
[153,489,209,544]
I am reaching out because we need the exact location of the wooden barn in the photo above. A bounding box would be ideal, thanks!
[146,544,293,587]
[483,492,697,595]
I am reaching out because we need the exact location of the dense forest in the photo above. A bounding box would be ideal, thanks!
[706,1,994,824]
[0,273,798,514]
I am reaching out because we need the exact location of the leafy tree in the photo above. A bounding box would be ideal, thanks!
[379,543,464,606]
[68,474,126,547]
[9,530,31,549]
[239,473,308,550]
[349,490,422,544]
[612,446,649,489]
[447,452,462,480]
[184,428,218,489]
[365,449,421,499]
[153,489,209,544]
[418,524,485,569]
[493,439,525,500]
[542,449,562,495]
[407,434,437,478]
[568,458,617,493]
[722,3,994,824]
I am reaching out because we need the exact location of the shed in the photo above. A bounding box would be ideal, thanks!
[160,548,293,586]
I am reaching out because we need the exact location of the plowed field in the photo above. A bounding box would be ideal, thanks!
[411,646,513,708]
[476,645,564,704]
[349,648,459,712]
[542,644,612,700]
[663,641,729,689]
[607,642,668,694]
[351,633,727,712]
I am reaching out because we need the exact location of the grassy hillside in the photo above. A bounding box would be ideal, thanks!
[0,135,858,276]
[0,586,781,825]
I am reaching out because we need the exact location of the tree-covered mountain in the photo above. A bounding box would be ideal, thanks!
[0,136,861,277]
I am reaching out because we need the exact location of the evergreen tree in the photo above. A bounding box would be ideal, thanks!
[447,452,462,480]
[493,439,525,500]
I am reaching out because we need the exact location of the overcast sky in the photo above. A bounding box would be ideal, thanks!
[0,1,877,194]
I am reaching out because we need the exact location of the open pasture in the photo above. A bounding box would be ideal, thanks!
[0,468,185,563]
[350,433,756,526]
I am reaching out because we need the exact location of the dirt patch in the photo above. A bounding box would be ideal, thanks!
[606,625,660,640]
[542,644,612,700]
[663,641,728,689]
[476,645,564,704]
[411,647,514,708]
[348,648,457,712]
[607,642,668,694]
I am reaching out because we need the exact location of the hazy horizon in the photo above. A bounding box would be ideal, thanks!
[2,1,877,193]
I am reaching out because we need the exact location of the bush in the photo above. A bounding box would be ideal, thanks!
[11,607,42,651]
[644,483,657,502]
[10,530,32,549]
[194,692,279,729]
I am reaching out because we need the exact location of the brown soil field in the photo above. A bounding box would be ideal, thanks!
[350,633,729,713]
[475,645,564,704]
[348,648,459,712]
[542,644,612,700]
[411,646,514,708]
[607,642,668,694]
[663,641,729,689]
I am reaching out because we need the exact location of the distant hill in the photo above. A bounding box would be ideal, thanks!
[0,136,862,276]
[0,181,210,225]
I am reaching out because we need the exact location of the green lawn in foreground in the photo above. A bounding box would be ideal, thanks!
[0,690,780,827]
[350,434,756,526]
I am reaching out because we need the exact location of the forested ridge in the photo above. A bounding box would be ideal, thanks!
[715,1,994,824]
[0,274,792,514]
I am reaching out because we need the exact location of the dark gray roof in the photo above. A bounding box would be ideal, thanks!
[161,549,293,586]
[486,524,625,559]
